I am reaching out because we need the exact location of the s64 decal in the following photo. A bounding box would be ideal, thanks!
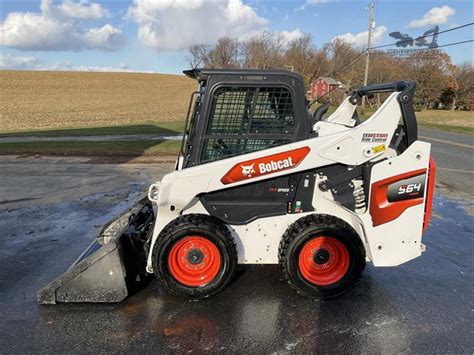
[370,168,427,227]
[398,183,422,194]
[387,174,426,202]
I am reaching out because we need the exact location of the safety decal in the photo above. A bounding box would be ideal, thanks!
[372,144,386,154]
[221,147,310,185]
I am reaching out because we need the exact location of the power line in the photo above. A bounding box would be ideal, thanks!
[332,23,474,76]
[369,22,474,50]
[333,50,367,75]
[435,39,473,49]
[310,22,473,106]
[370,39,474,55]
[308,38,473,107]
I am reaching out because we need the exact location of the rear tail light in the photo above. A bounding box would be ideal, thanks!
[423,156,436,234]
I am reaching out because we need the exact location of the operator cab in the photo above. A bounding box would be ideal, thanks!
[179,69,312,169]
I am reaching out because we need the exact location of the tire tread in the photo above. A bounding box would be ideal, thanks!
[278,214,366,299]
[152,214,237,299]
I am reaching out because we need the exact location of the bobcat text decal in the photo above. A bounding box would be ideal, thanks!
[221,147,310,185]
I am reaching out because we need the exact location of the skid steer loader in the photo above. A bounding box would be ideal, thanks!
[38,69,435,304]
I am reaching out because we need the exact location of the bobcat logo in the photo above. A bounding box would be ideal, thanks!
[241,163,255,178]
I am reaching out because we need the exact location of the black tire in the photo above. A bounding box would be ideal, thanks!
[152,214,237,300]
[279,214,365,299]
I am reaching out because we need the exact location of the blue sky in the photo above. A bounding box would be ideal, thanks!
[1,0,472,74]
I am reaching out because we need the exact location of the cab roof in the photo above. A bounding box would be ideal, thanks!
[183,68,305,83]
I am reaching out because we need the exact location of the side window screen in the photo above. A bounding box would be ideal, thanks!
[250,88,294,134]
[203,86,295,163]
[209,89,252,134]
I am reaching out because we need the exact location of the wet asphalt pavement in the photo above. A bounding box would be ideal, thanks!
[0,129,473,354]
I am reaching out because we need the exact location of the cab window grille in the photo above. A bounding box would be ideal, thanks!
[250,88,294,134]
[203,86,295,163]
[209,89,252,134]
[208,87,294,134]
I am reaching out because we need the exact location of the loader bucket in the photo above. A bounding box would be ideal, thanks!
[37,196,154,304]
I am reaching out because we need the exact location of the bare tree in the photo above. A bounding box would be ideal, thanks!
[284,34,330,85]
[368,54,404,84]
[242,31,283,69]
[407,52,455,109]
[183,33,470,111]
[205,37,240,68]
[326,38,362,88]
[453,62,474,110]
[187,44,210,69]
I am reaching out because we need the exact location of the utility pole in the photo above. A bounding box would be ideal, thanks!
[362,0,375,107]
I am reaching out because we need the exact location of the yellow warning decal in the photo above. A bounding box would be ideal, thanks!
[372,144,386,153]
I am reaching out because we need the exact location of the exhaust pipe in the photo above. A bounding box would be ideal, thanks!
[37,197,154,304]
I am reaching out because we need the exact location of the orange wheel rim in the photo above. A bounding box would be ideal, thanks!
[168,236,221,287]
[298,236,350,286]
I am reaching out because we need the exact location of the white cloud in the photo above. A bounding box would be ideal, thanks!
[0,56,152,73]
[333,25,387,47]
[56,0,108,19]
[84,24,125,51]
[46,62,152,73]
[277,29,305,47]
[126,0,268,51]
[296,0,333,11]
[408,6,455,29]
[0,0,124,51]
[0,54,40,69]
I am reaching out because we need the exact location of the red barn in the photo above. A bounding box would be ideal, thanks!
[310,77,341,100]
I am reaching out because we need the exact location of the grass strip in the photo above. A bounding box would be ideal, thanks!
[0,140,181,156]
[418,122,474,134]
[0,122,185,137]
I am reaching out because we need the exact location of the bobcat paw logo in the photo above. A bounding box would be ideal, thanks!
[241,163,255,178]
